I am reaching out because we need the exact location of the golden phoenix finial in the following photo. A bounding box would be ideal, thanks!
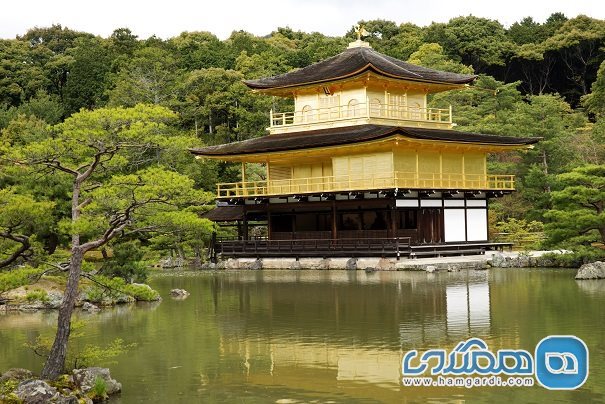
[354,24,370,41]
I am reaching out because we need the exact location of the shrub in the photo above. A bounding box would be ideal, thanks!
[0,267,44,294]
[90,377,108,401]
[83,276,160,303]
[25,289,49,303]
[541,247,605,268]
[100,241,149,283]
[123,283,160,301]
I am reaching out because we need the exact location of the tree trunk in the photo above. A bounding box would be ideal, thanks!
[542,150,551,193]
[41,178,84,380]
[40,247,83,379]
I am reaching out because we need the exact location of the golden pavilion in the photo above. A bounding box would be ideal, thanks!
[191,37,538,259]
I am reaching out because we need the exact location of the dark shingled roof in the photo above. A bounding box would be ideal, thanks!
[244,46,476,90]
[202,205,244,222]
[190,125,539,157]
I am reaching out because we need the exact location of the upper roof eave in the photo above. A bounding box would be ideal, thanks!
[189,125,540,159]
[243,46,477,91]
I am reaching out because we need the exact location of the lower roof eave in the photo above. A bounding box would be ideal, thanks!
[217,188,514,204]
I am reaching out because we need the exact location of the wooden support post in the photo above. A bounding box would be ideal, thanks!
[267,210,272,240]
[242,208,249,241]
[331,200,337,240]
[390,206,398,238]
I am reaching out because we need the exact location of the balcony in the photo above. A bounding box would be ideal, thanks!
[216,172,515,198]
[269,102,453,133]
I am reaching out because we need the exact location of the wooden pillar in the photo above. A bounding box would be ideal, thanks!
[242,207,249,241]
[267,209,272,240]
[390,206,398,238]
[331,200,337,240]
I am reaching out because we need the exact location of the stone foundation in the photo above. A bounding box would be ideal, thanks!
[210,251,569,272]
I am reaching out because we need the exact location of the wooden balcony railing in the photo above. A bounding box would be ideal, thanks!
[216,172,515,197]
[270,102,452,128]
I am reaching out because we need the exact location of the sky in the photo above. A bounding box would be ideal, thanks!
[1,0,604,40]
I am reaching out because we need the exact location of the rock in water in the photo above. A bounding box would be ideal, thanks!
[425,265,437,273]
[576,261,605,280]
[447,264,461,272]
[170,289,190,298]
[82,302,100,312]
[248,259,263,270]
[72,368,121,395]
[346,258,358,270]
[15,379,59,403]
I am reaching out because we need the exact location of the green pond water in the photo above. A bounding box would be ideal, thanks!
[1,269,604,403]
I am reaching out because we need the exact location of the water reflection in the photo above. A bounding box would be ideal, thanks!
[1,269,603,403]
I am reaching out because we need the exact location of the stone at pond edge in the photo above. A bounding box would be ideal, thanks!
[54,395,79,404]
[447,264,461,272]
[248,259,263,270]
[0,368,33,383]
[317,258,330,270]
[375,258,395,271]
[576,261,605,280]
[72,367,122,396]
[15,379,59,403]
[346,258,357,270]
[170,289,190,298]
[82,302,100,312]
[425,265,436,273]
[289,260,302,270]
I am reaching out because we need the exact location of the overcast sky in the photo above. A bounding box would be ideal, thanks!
[2,0,604,40]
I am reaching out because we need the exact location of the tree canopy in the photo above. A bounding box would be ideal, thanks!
[3,14,605,375]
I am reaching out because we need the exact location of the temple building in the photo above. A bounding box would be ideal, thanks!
[191,35,538,258]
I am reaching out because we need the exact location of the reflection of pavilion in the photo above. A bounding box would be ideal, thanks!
[399,272,491,345]
[211,271,492,392]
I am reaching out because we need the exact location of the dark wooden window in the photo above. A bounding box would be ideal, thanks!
[399,210,418,230]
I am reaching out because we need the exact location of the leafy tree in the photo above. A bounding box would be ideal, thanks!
[545,165,605,247]
[582,60,605,117]
[109,28,139,57]
[508,17,547,45]
[408,43,474,74]
[1,114,50,145]
[107,47,182,107]
[428,16,513,71]
[430,75,523,132]
[235,50,292,79]
[62,37,112,114]
[169,31,229,70]
[6,104,208,379]
[510,95,586,176]
[0,39,51,106]
[100,241,148,283]
[543,15,605,97]
[512,43,555,95]
[21,24,93,54]
[147,210,216,267]
[177,68,271,141]
[543,12,569,37]
[17,90,64,124]
[0,189,54,268]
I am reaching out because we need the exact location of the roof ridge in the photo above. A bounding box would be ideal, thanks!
[360,47,424,79]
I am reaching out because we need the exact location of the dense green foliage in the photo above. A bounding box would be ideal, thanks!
[2,14,605,270]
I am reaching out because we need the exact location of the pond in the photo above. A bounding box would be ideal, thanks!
[1,269,604,403]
